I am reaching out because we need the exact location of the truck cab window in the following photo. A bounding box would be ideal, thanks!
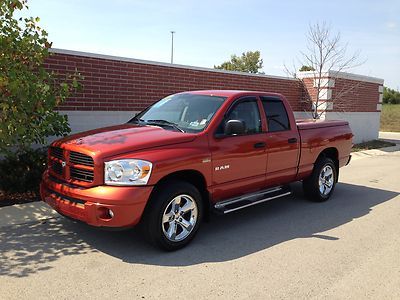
[222,98,261,135]
[261,97,290,132]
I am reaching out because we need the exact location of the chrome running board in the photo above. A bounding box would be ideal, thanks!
[214,186,291,214]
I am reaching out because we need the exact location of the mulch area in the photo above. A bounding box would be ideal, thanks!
[352,139,396,152]
[0,190,40,208]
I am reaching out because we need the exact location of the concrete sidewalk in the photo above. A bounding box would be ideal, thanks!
[349,131,400,159]
[350,131,400,161]
[351,144,400,161]
[0,201,58,228]
[379,131,400,144]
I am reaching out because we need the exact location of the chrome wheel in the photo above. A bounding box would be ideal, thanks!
[162,194,198,242]
[318,165,334,196]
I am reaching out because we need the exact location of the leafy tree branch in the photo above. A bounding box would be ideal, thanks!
[0,0,82,155]
[214,51,264,74]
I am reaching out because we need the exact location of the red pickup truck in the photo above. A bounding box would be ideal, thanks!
[41,90,353,250]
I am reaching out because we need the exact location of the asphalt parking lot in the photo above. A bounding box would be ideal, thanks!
[1,146,399,299]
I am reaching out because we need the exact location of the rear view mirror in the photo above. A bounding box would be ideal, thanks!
[224,119,245,135]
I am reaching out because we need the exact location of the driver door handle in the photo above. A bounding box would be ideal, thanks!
[254,142,266,149]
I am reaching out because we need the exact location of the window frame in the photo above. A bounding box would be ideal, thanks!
[260,96,291,133]
[215,96,264,138]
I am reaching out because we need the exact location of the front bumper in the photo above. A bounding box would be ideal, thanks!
[40,170,153,228]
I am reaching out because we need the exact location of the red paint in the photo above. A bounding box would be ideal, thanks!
[41,90,353,228]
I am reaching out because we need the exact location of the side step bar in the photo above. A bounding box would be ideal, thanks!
[214,186,291,214]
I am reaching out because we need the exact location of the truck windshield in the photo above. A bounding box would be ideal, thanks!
[130,93,226,133]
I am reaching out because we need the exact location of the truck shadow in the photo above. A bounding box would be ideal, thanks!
[100,182,399,265]
[0,182,398,277]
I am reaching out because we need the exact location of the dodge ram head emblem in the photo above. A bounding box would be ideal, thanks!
[61,161,66,168]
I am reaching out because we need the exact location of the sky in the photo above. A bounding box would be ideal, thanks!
[23,0,400,89]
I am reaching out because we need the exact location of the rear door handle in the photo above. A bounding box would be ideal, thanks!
[254,142,266,149]
[288,138,298,144]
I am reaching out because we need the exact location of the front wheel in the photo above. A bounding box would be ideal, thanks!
[141,180,203,251]
[303,157,337,202]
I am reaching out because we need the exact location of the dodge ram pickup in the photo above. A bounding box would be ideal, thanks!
[41,90,353,250]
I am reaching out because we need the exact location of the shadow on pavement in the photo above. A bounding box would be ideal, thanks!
[0,182,398,277]
[0,219,96,278]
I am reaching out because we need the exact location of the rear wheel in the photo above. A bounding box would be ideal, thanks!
[141,180,203,251]
[303,157,337,202]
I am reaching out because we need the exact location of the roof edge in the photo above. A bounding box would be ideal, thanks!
[49,48,297,81]
[296,70,384,85]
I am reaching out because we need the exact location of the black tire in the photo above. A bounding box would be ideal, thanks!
[303,157,337,202]
[140,180,203,251]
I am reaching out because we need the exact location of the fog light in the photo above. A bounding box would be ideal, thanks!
[97,207,114,220]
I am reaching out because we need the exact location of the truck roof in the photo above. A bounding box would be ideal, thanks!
[181,90,283,98]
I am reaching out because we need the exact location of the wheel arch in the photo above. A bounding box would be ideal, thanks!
[316,147,339,180]
[148,169,211,220]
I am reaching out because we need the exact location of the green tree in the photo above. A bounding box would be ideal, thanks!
[299,65,315,71]
[383,87,400,104]
[214,51,263,74]
[0,0,81,155]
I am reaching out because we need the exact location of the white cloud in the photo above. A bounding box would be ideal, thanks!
[386,21,397,29]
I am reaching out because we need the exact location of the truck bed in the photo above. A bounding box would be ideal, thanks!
[294,118,353,181]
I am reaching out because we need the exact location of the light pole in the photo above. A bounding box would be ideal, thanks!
[170,31,175,64]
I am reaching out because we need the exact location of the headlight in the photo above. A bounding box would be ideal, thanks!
[104,159,152,186]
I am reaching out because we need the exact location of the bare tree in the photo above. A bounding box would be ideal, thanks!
[285,22,365,119]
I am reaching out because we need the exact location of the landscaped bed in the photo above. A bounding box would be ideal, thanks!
[0,148,46,208]
[0,190,40,207]
[352,139,396,152]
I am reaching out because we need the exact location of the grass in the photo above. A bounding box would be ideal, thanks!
[352,139,396,152]
[380,104,400,132]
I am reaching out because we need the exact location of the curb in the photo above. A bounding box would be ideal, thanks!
[378,131,400,145]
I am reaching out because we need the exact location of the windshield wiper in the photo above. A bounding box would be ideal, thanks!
[128,115,145,124]
[145,119,185,133]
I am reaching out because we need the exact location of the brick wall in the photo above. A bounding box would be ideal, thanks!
[297,72,383,114]
[45,49,305,112]
[332,78,382,112]
[45,49,384,143]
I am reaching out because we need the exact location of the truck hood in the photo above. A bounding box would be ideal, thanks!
[53,124,197,159]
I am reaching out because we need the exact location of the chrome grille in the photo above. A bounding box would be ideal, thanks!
[70,167,94,182]
[50,147,64,160]
[48,147,95,184]
[70,151,94,167]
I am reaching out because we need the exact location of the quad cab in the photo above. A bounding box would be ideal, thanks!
[41,90,353,250]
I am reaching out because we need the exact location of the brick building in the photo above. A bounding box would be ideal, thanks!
[46,48,384,143]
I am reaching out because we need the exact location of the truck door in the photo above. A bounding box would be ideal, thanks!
[210,96,267,201]
[260,96,300,187]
